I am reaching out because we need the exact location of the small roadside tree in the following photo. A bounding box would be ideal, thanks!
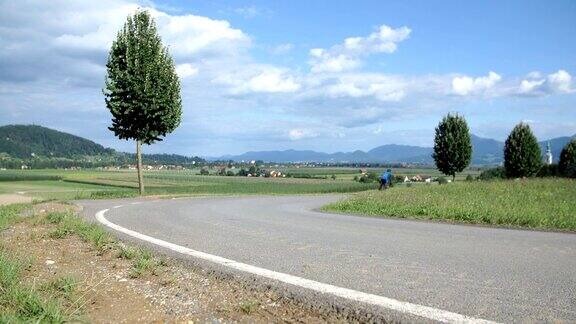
[559,138,576,178]
[503,123,541,178]
[432,113,472,181]
[104,10,182,194]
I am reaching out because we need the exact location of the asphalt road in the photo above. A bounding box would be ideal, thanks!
[78,195,576,323]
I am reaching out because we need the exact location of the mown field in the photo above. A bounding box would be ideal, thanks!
[0,169,376,200]
[323,178,576,231]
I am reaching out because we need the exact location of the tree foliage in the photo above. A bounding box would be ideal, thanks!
[504,123,541,178]
[104,10,182,194]
[432,113,472,180]
[104,10,182,145]
[558,138,576,178]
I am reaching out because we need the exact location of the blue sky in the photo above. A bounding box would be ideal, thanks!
[1,0,575,156]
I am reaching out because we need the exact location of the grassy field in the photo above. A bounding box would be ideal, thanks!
[323,178,576,231]
[277,166,481,181]
[0,169,377,200]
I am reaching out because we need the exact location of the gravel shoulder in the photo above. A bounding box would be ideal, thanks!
[0,202,354,322]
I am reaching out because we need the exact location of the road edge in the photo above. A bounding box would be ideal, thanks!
[95,204,498,324]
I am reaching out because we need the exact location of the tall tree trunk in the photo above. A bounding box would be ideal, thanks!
[452,174,456,182]
[136,140,144,195]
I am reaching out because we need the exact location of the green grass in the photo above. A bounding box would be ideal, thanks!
[0,204,29,231]
[0,168,485,200]
[0,204,77,323]
[238,299,260,315]
[323,178,576,231]
[129,248,164,278]
[0,251,69,323]
[116,243,138,260]
[45,211,114,253]
[39,276,78,301]
[42,210,165,278]
[0,169,377,200]
[0,203,73,323]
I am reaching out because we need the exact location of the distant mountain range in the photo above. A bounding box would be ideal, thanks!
[1,124,573,166]
[0,125,204,165]
[216,134,575,165]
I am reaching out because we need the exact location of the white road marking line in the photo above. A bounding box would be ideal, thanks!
[112,205,123,209]
[96,207,498,324]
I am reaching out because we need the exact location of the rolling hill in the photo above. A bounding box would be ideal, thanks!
[0,124,114,158]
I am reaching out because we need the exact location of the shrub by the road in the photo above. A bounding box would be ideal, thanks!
[358,172,379,183]
[478,167,506,180]
[536,164,559,177]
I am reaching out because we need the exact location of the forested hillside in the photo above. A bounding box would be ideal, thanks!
[0,125,204,168]
[0,125,114,158]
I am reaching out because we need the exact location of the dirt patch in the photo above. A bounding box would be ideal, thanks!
[0,194,32,206]
[0,206,347,322]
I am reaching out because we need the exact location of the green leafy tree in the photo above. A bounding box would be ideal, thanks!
[559,138,576,178]
[432,113,472,181]
[503,123,541,178]
[237,168,249,177]
[104,10,182,194]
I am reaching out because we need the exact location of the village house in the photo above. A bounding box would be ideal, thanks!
[410,174,432,182]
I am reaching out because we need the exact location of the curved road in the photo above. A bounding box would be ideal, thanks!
[78,195,576,323]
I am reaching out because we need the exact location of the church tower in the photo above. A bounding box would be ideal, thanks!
[544,142,553,165]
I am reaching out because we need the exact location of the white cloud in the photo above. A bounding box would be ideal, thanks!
[517,70,573,96]
[288,129,317,140]
[0,0,250,85]
[452,71,501,96]
[214,66,301,94]
[175,63,198,79]
[343,25,411,54]
[247,70,300,93]
[519,79,545,94]
[309,25,411,73]
[155,12,250,58]
[547,70,572,93]
[309,51,360,73]
[322,74,406,101]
